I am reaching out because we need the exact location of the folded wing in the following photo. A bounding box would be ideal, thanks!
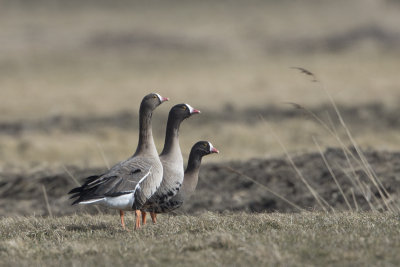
[68,158,154,208]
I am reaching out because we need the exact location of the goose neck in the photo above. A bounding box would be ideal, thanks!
[135,105,157,156]
[160,113,182,156]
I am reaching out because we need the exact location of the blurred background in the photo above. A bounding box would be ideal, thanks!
[1,0,400,170]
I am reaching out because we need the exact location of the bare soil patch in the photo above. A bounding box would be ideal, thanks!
[1,148,399,217]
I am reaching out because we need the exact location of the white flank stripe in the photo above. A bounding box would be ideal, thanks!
[79,193,135,210]
[135,168,151,191]
[79,198,105,205]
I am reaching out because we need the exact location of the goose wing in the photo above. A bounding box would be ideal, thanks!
[69,157,154,205]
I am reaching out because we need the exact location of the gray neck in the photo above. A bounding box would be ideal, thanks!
[134,105,158,157]
[160,112,183,157]
[181,152,202,195]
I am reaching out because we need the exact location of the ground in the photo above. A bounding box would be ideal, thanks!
[1,0,400,167]
[1,0,400,266]
[1,212,399,266]
[1,148,400,216]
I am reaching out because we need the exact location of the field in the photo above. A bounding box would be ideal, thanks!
[1,0,400,266]
[1,212,400,266]
[1,0,400,168]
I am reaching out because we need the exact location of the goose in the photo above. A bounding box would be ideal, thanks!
[144,141,218,221]
[68,93,168,230]
[141,103,200,224]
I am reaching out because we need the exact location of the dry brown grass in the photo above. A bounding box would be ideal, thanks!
[1,4,399,266]
[1,212,400,266]
[3,116,400,169]
[1,1,400,167]
[1,1,400,119]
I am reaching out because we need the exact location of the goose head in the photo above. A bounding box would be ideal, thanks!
[141,93,169,111]
[169,103,201,122]
[193,141,219,157]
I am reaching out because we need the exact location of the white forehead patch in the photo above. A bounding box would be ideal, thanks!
[185,103,195,113]
[155,93,163,102]
[208,142,214,152]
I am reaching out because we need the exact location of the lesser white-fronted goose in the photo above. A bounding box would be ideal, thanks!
[68,93,168,230]
[141,104,200,224]
[145,141,218,217]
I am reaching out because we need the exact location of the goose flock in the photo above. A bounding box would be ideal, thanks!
[68,93,219,230]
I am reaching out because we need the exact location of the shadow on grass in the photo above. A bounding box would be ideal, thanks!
[65,223,111,232]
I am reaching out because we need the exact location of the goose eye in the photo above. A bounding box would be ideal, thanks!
[203,143,207,148]
[182,106,187,110]
[153,95,157,99]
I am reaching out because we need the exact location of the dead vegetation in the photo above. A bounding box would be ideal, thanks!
[1,212,399,266]
[0,148,399,217]
[1,1,400,265]
[0,0,400,166]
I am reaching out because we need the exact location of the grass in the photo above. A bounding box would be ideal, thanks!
[1,2,400,265]
[286,68,400,213]
[2,113,400,170]
[1,212,399,266]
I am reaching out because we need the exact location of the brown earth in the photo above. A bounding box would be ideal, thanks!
[1,148,399,217]
[0,102,399,136]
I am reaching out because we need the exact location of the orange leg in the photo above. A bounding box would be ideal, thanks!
[150,212,157,224]
[135,210,141,230]
[142,211,147,225]
[120,210,127,230]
